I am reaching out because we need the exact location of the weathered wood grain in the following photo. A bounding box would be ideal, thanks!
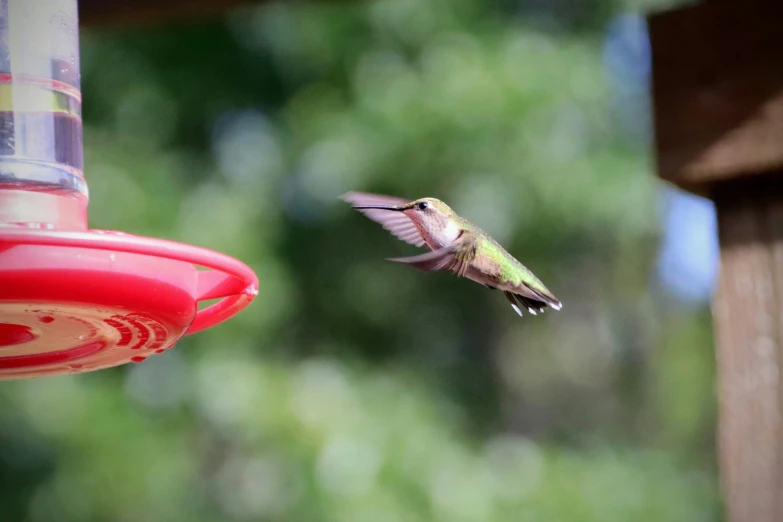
[713,175,783,522]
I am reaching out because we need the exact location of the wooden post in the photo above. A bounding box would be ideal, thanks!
[649,1,783,520]
[713,175,783,521]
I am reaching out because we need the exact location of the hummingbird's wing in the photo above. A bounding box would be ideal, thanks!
[387,231,477,278]
[341,192,426,247]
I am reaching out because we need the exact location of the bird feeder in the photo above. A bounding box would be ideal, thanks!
[0,0,258,380]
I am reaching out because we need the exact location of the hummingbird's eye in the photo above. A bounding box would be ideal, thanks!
[417,202,429,211]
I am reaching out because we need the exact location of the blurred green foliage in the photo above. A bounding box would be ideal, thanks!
[0,0,720,520]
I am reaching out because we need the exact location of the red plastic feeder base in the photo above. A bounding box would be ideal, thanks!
[0,230,258,380]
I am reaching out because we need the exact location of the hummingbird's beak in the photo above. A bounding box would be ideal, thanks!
[351,205,406,211]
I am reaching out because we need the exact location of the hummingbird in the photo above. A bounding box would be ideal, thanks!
[341,191,562,316]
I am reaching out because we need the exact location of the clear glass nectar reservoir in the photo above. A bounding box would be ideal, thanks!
[0,0,86,229]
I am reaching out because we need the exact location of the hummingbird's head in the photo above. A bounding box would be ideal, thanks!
[399,198,461,246]
[401,197,454,223]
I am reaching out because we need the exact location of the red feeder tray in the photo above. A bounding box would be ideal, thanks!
[0,227,258,380]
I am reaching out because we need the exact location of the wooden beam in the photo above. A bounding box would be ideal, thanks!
[649,0,783,194]
[78,0,264,27]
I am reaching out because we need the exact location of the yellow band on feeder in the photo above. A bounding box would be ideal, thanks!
[0,82,80,115]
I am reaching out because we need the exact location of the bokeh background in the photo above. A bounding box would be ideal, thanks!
[1,0,723,520]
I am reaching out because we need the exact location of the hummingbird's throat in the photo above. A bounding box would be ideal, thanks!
[429,219,461,247]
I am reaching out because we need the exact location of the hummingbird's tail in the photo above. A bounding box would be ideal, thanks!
[503,289,561,317]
